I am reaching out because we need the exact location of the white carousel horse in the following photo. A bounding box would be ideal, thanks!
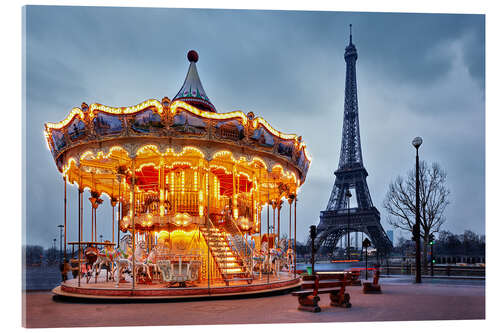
[260,241,274,274]
[269,247,285,276]
[113,234,134,287]
[145,245,161,281]
[132,240,152,281]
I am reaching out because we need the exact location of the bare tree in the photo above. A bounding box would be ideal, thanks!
[383,161,450,272]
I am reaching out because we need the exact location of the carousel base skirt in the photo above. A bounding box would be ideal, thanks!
[52,274,301,300]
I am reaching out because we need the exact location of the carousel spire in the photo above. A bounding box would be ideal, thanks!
[172,50,217,112]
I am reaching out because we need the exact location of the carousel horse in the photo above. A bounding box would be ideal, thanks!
[285,247,295,273]
[113,234,134,287]
[145,245,161,281]
[91,242,118,283]
[84,246,99,283]
[251,241,265,278]
[132,240,152,281]
[269,247,285,276]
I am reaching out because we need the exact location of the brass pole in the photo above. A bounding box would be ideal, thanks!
[294,195,297,278]
[78,179,82,287]
[117,175,121,248]
[63,176,67,261]
[277,200,281,247]
[207,163,211,291]
[131,159,136,289]
[267,171,270,284]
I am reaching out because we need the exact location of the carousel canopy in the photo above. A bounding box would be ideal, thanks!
[43,50,312,204]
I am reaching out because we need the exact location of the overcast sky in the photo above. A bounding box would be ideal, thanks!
[24,6,484,248]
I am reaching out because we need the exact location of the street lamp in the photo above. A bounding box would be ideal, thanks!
[53,238,57,263]
[362,238,371,280]
[57,224,64,263]
[429,234,435,277]
[346,189,352,260]
[412,136,423,284]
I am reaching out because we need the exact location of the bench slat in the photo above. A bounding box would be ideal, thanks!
[301,281,345,289]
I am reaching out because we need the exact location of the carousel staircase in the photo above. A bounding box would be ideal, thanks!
[200,221,253,286]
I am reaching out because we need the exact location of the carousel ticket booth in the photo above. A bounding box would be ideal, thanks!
[45,50,311,299]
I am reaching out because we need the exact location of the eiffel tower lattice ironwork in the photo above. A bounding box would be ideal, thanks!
[316,25,393,256]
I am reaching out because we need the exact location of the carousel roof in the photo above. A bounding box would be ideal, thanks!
[43,50,312,198]
[172,50,217,113]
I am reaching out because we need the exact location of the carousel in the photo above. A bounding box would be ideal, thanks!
[46,50,311,299]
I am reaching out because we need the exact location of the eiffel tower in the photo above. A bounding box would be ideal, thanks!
[316,25,392,256]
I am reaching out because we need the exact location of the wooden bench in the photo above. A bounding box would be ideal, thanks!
[362,269,381,294]
[349,270,362,286]
[292,272,353,312]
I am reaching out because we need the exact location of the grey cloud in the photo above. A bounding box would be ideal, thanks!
[24,6,484,246]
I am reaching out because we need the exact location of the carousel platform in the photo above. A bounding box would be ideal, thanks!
[52,273,301,300]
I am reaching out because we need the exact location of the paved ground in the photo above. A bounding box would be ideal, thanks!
[23,280,485,328]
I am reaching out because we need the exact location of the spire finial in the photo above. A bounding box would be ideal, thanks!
[349,24,352,44]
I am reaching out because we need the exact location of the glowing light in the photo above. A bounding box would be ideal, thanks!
[173,213,193,227]
[45,108,85,130]
[89,99,163,118]
[252,117,298,140]
[170,100,248,125]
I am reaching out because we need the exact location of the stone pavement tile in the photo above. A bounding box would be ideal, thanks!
[23,283,485,328]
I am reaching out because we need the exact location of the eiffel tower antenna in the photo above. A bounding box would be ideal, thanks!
[349,24,352,44]
[314,26,393,256]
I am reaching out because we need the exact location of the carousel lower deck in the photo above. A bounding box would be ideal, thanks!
[52,272,300,300]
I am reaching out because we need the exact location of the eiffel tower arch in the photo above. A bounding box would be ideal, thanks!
[316,26,392,256]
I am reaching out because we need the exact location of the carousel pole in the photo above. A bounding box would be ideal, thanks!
[259,168,262,242]
[272,201,276,246]
[117,174,121,248]
[267,171,270,284]
[78,179,82,287]
[63,175,67,261]
[131,159,136,290]
[112,201,115,244]
[294,194,297,278]
[111,179,115,244]
[207,163,211,292]
[288,196,292,251]
[277,199,282,248]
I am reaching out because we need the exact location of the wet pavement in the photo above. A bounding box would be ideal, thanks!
[23,279,485,328]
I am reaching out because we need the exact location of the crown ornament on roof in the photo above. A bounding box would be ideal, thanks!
[172,50,217,113]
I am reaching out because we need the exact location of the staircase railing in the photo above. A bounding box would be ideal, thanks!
[201,218,225,279]
[223,216,253,275]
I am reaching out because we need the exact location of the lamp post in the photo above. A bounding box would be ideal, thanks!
[346,189,352,260]
[362,238,371,280]
[412,136,423,284]
[57,224,64,263]
[309,225,317,275]
[52,238,57,263]
[429,234,435,277]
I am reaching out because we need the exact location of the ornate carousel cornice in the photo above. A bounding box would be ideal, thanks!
[44,99,311,183]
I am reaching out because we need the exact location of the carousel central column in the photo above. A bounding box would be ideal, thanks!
[131,158,136,289]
